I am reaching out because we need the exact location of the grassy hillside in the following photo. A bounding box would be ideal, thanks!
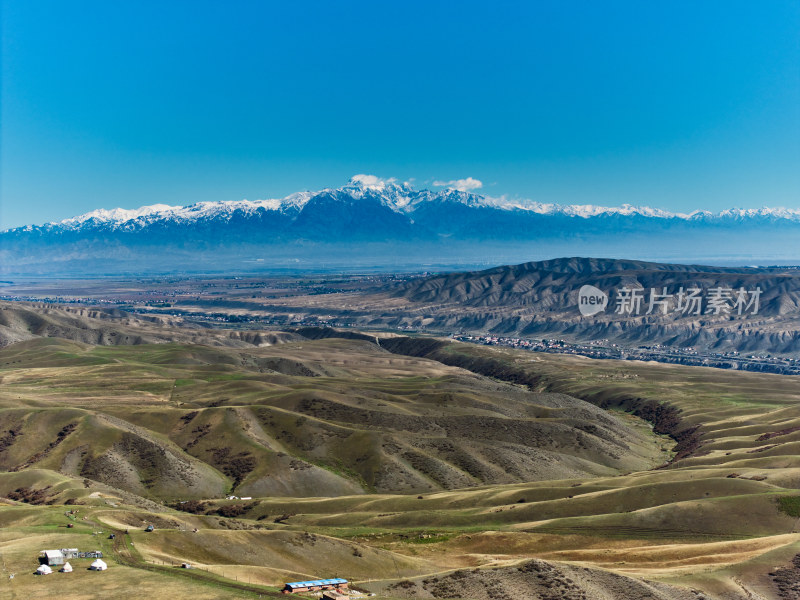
[6,306,800,597]
[0,335,667,500]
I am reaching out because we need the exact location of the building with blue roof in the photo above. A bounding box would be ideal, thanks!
[282,578,348,593]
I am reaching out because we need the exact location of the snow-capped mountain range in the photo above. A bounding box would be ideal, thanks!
[9,175,800,233]
[3,175,800,274]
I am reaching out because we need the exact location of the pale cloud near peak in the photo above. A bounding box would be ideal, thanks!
[349,174,397,190]
[350,174,482,193]
[433,177,483,192]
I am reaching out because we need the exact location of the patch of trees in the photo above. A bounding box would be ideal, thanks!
[215,502,258,518]
[7,486,52,504]
[210,447,256,487]
[0,425,23,453]
[169,500,208,514]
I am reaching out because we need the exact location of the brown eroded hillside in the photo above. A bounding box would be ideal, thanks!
[161,257,800,355]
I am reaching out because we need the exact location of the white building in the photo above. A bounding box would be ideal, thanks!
[89,559,108,571]
[39,550,64,566]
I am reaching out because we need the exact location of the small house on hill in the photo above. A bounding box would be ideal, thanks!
[282,578,348,594]
[39,550,65,566]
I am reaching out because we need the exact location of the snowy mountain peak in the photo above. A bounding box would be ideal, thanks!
[8,175,800,235]
[345,174,414,192]
[49,193,316,231]
[59,204,181,227]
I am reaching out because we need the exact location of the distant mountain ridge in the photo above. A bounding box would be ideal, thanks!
[9,176,800,233]
[3,176,800,274]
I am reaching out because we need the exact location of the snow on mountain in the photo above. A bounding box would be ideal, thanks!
[715,207,800,220]
[5,175,800,275]
[58,204,182,228]
[332,176,416,211]
[485,200,680,218]
[8,175,800,235]
[44,192,315,232]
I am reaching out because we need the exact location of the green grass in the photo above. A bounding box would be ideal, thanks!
[308,457,374,492]
[776,495,800,517]
[403,533,453,544]
[7,329,800,597]
[173,378,201,387]
[206,373,248,382]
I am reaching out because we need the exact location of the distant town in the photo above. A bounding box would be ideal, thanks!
[451,335,800,375]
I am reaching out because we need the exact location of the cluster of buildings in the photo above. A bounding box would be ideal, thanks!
[453,334,800,375]
[35,547,356,595]
[35,548,106,575]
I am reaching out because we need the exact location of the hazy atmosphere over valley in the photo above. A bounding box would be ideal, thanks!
[1,2,800,599]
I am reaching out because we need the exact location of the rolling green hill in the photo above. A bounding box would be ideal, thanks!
[0,330,667,501]
[5,303,800,598]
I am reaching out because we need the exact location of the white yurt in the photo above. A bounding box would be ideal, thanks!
[60,562,73,573]
[89,559,107,571]
[35,564,53,575]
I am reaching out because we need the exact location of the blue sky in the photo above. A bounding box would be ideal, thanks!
[1,0,798,229]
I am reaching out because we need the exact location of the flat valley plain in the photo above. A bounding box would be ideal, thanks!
[3,281,800,599]
[7,257,800,361]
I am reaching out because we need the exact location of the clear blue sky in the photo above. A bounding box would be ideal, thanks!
[1,0,799,229]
